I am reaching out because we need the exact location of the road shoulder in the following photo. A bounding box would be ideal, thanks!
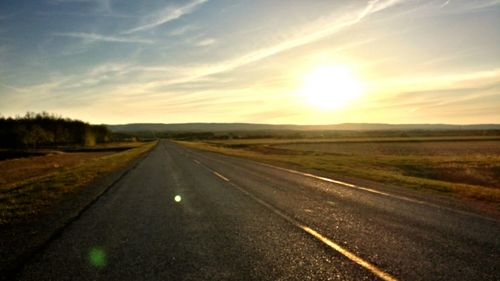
[0,144,155,280]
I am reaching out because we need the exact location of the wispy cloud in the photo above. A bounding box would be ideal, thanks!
[437,0,500,13]
[440,0,451,8]
[368,80,500,121]
[53,32,154,44]
[194,38,216,47]
[138,0,403,89]
[123,0,208,34]
[466,0,500,9]
[49,0,113,12]
[169,25,198,36]
[12,0,403,108]
[371,68,500,93]
[0,82,27,93]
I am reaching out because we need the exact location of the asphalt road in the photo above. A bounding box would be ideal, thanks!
[17,140,500,280]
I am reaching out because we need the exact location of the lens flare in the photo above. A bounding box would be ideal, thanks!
[89,247,107,268]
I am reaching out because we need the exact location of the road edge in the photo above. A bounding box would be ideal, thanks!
[0,142,157,280]
[176,141,500,221]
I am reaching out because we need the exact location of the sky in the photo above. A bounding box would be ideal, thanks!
[0,0,499,125]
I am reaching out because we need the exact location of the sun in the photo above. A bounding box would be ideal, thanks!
[300,65,363,110]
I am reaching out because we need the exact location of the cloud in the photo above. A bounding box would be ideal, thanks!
[169,25,198,36]
[358,68,500,117]
[53,32,154,44]
[13,0,401,97]
[13,0,402,111]
[0,82,26,93]
[333,67,500,124]
[371,68,500,94]
[440,0,451,8]
[1,62,131,99]
[466,0,500,9]
[123,0,208,34]
[437,0,500,13]
[195,38,216,47]
[375,81,500,122]
[135,0,402,90]
[49,0,113,12]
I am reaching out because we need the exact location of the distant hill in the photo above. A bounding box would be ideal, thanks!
[107,123,500,132]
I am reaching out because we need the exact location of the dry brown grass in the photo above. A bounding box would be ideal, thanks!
[0,152,113,189]
[177,139,500,209]
[0,141,157,224]
[275,140,500,157]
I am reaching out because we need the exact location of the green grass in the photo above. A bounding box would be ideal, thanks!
[0,141,157,224]
[177,139,500,209]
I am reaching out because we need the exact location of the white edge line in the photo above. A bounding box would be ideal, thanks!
[180,146,497,222]
[182,148,399,280]
[176,145,495,278]
[257,162,497,220]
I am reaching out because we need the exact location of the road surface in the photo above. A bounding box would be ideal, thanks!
[16,141,500,280]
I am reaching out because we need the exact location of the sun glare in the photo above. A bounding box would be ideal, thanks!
[300,65,363,110]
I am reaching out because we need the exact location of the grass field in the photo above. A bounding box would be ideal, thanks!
[178,136,500,209]
[0,141,157,224]
[276,140,500,156]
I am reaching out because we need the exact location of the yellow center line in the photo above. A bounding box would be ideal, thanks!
[224,180,399,281]
[300,226,398,281]
[187,151,398,279]
[213,171,230,182]
[193,159,201,165]
[187,149,496,222]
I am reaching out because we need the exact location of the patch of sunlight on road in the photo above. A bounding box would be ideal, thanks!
[89,247,107,268]
[174,195,182,202]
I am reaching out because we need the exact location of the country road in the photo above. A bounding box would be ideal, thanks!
[16,140,500,280]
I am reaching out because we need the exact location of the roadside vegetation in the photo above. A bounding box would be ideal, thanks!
[0,112,158,224]
[108,127,500,141]
[0,112,113,148]
[177,135,500,209]
[0,141,156,224]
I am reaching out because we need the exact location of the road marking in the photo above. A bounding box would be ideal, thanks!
[193,159,201,165]
[225,180,399,281]
[184,149,497,222]
[301,226,398,281]
[257,162,474,213]
[213,171,230,182]
[183,151,399,280]
[260,163,402,197]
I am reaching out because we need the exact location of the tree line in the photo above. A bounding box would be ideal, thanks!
[0,112,112,148]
